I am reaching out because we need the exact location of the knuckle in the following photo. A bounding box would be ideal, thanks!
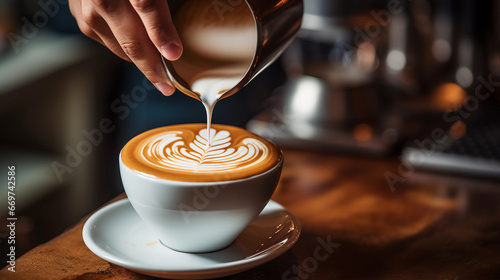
[92,0,116,13]
[147,25,170,42]
[81,8,100,27]
[142,64,168,84]
[130,0,157,12]
[142,70,160,83]
[120,41,145,58]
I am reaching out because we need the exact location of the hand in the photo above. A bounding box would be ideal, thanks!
[69,0,182,96]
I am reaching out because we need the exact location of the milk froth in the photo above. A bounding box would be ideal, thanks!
[121,124,281,182]
[171,0,257,145]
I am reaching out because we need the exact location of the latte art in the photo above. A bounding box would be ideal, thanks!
[121,124,281,182]
[141,129,269,172]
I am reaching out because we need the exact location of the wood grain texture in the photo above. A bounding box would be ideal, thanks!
[2,149,500,280]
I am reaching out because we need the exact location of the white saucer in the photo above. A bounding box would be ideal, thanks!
[82,199,300,279]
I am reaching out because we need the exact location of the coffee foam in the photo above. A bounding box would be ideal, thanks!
[121,124,281,182]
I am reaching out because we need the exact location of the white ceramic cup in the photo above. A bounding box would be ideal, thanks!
[119,152,283,253]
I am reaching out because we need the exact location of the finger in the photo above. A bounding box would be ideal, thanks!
[82,2,132,62]
[69,0,102,44]
[129,0,183,61]
[94,1,175,96]
[72,0,131,62]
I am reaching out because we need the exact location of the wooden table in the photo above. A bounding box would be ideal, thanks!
[2,149,500,280]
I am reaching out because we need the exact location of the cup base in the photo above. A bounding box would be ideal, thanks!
[82,199,301,279]
[159,239,235,254]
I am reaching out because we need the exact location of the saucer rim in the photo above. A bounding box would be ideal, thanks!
[82,198,301,278]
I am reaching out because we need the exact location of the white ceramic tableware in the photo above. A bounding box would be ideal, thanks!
[82,199,300,279]
[119,153,283,253]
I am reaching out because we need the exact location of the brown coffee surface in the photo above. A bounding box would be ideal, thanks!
[121,124,281,182]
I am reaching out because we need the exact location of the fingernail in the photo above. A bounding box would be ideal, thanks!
[155,82,175,96]
[161,43,182,61]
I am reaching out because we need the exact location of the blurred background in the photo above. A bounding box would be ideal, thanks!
[0,0,499,265]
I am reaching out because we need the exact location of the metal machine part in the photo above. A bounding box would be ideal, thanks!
[249,0,399,155]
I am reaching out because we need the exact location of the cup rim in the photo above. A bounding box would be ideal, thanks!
[119,150,283,186]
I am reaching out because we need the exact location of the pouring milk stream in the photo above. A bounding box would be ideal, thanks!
[162,0,257,146]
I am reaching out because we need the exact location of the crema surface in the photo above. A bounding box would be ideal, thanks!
[121,124,281,182]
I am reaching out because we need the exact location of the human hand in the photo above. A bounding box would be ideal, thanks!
[69,0,182,96]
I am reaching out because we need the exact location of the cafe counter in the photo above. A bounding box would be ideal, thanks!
[2,149,500,279]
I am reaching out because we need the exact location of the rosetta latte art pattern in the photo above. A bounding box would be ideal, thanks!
[139,128,270,173]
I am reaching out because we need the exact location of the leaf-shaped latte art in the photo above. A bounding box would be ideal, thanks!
[138,128,270,174]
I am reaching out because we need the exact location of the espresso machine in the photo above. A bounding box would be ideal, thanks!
[247,0,407,156]
[247,0,488,156]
